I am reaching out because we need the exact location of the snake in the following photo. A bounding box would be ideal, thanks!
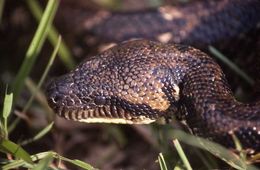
[58,0,260,58]
[47,0,260,152]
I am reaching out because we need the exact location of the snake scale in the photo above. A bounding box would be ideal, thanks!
[47,0,260,152]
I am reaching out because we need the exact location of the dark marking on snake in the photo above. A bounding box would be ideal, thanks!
[47,0,260,153]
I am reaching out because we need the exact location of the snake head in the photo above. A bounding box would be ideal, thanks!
[46,40,181,124]
[46,70,160,124]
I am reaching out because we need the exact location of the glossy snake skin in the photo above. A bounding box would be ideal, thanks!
[47,0,260,152]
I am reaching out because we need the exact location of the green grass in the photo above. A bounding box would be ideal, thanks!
[0,138,33,165]
[1,151,94,170]
[172,139,192,170]
[158,153,168,170]
[11,0,59,101]
[26,0,75,70]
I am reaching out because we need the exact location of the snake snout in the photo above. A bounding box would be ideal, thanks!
[46,75,78,109]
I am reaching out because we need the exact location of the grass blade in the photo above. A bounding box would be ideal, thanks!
[1,89,13,139]
[11,0,59,101]
[32,153,53,170]
[2,151,96,170]
[22,36,61,115]
[27,0,75,69]
[173,166,182,170]
[173,139,192,170]
[59,156,95,170]
[20,122,54,146]
[24,78,54,121]
[209,45,254,85]
[2,152,53,170]
[8,36,61,132]
[231,134,247,162]
[0,139,33,164]
[158,153,168,170]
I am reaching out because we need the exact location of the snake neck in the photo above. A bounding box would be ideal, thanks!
[171,54,259,150]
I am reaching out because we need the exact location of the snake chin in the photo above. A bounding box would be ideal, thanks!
[78,117,155,124]
[52,104,158,124]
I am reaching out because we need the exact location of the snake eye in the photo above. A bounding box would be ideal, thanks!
[94,96,107,106]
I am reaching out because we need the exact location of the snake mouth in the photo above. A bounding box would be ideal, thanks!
[53,105,156,124]
[46,79,159,124]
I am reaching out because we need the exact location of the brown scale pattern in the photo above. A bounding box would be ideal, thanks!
[46,40,260,152]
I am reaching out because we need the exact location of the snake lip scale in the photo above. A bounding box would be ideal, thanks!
[46,39,260,153]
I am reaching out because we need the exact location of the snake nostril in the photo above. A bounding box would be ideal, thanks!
[46,76,75,107]
[52,95,60,103]
[49,93,63,104]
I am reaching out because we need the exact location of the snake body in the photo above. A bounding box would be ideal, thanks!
[65,0,260,52]
[47,0,260,152]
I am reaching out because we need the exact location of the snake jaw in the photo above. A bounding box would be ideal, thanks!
[51,104,157,124]
[46,78,160,124]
